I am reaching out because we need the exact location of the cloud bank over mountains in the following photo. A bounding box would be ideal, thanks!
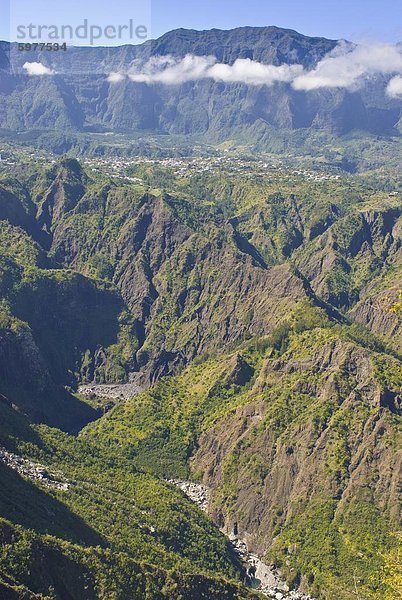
[127,54,303,85]
[107,42,402,96]
[22,41,402,98]
[292,42,402,91]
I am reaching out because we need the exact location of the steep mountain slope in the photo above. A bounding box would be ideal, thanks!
[0,27,401,142]
[0,172,139,429]
[0,155,400,598]
[0,399,258,599]
[4,159,326,385]
[85,322,402,599]
[350,288,402,353]
[1,157,400,390]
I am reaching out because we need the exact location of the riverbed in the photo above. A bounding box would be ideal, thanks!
[167,479,313,600]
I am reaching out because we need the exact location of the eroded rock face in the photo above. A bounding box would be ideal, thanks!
[1,157,400,452]
[139,259,309,383]
[349,287,402,353]
[0,325,98,430]
[51,191,313,384]
[42,165,401,386]
[192,339,401,556]
[294,208,402,310]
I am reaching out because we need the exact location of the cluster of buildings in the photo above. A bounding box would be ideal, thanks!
[81,154,346,185]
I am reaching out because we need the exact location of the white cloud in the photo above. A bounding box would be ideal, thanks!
[107,71,125,83]
[386,75,402,98]
[208,58,303,85]
[127,54,302,86]
[23,62,55,76]
[128,54,216,84]
[292,42,402,91]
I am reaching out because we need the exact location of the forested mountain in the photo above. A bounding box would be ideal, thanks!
[0,152,400,598]
[0,26,401,144]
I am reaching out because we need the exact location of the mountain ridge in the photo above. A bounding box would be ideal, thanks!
[0,26,400,142]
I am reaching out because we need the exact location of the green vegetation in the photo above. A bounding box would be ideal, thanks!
[84,316,401,599]
[0,153,400,598]
[0,401,258,599]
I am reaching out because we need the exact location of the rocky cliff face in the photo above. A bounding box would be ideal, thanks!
[0,322,98,430]
[191,341,401,597]
[349,288,402,352]
[193,339,401,545]
[36,158,89,234]
[294,207,402,309]
[84,323,401,598]
[0,171,141,428]
[47,181,318,383]
[2,158,400,394]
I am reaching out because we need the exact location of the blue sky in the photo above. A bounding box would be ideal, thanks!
[150,0,402,43]
[2,0,401,45]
